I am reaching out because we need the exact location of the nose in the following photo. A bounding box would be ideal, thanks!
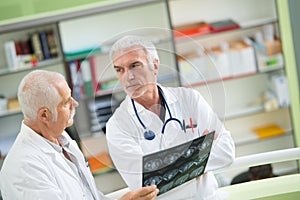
[125,68,134,80]
[71,97,79,108]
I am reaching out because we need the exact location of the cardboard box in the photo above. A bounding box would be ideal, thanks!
[256,52,284,72]
[210,41,256,78]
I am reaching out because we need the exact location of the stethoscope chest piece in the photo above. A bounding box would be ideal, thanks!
[144,129,155,140]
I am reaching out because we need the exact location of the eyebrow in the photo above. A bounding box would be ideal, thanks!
[114,65,123,69]
[114,61,141,69]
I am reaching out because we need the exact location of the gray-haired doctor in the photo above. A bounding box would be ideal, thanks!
[0,70,158,200]
[106,35,235,200]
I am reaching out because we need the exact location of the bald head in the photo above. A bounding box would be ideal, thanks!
[18,70,66,123]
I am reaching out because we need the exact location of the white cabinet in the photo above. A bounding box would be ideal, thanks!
[168,0,297,181]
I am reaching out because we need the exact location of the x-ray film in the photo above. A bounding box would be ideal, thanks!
[142,131,215,195]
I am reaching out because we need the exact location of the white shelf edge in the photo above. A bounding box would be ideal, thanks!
[0,0,160,32]
[223,105,265,120]
[233,128,293,146]
[174,17,278,44]
[239,17,278,29]
[223,105,290,121]
[0,109,22,117]
[0,57,63,76]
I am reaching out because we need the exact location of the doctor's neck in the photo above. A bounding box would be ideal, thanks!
[133,86,163,117]
[24,119,60,145]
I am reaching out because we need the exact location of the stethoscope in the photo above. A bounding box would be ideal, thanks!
[131,86,184,141]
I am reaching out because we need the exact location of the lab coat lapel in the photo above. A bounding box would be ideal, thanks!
[23,124,80,182]
[67,141,100,200]
[157,87,188,147]
[48,150,80,182]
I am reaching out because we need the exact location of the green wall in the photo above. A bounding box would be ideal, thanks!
[277,0,300,155]
[0,0,125,21]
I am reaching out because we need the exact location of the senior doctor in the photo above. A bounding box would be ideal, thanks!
[0,70,158,200]
[106,35,235,200]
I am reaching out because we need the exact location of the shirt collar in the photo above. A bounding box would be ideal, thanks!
[42,134,70,153]
[126,85,178,115]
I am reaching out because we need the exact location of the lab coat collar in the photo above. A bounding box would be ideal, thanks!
[126,85,178,116]
[21,122,64,154]
[20,122,80,181]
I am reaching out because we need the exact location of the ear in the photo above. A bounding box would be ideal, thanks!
[38,108,51,123]
[153,59,159,75]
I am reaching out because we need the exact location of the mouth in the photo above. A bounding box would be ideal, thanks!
[126,84,141,90]
[67,108,76,123]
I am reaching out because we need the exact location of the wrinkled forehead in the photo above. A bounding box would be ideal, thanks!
[55,79,71,96]
[112,46,147,64]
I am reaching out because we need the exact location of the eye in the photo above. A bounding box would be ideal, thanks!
[64,98,72,108]
[132,62,142,68]
[115,67,124,73]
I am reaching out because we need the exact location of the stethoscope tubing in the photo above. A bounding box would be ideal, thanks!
[131,86,184,140]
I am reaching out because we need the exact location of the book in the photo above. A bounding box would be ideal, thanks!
[47,31,59,58]
[30,32,44,61]
[80,60,94,97]
[89,56,100,93]
[173,22,211,38]
[209,19,240,33]
[69,60,82,100]
[39,31,51,60]
[15,40,34,68]
[4,40,19,70]
[252,124,285,139]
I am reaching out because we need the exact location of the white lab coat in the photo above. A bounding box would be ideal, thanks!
[0,122,108,200]
[106,86,235,200]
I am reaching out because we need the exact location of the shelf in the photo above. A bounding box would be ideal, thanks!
[174,17,278,42]
[239,17,278,29]
[183,66,284,89]
[0,57,63,76]
[0,109,22,117]
[0,135,17,156]
[223,105,265,120]
[63,34,173,62]
[95,88,123,98]
[64,47,102,61]
[82,73,179,99]
[223,106,291,125]
[233,128,293,146]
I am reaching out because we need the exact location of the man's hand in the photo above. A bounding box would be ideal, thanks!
[120,185,159,200]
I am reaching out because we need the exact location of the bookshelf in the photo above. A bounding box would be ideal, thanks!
[58,0,179,139]
[0,0,299,194]
[168,0,298,181]
[0,21,65,163]
[57,0,179,193]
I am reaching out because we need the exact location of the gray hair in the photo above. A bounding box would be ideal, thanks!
[17,70,65,123]
[109,35,159,70]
